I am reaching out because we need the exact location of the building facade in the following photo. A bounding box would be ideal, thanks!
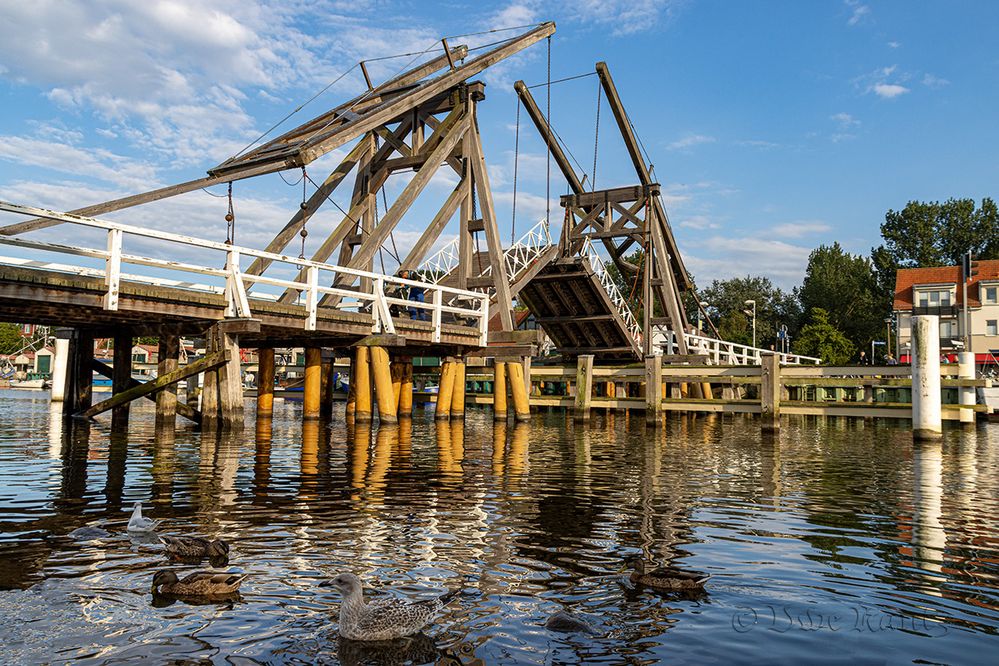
[893,260,999,363]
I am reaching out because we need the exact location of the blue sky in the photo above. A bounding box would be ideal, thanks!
[1,1,996,290]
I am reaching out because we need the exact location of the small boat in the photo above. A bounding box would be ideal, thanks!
[10,377,50,390]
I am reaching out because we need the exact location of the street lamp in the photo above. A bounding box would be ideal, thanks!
[884,317,892,357]
[743,299,757,350]
[697,300,709,332]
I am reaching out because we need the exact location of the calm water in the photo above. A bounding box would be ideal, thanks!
[0,389,997,665]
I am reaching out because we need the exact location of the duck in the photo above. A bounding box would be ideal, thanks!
[325,572,459,641]
[127,502,161,533]
[544,610,600,634]
[627,558,709,591]
[151,570,246,597]
[159,535,229,560]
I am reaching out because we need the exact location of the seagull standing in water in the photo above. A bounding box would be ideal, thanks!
[326,572,459,641]
[127,502,161,533]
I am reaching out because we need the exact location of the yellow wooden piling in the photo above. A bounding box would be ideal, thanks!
[493,361,507,420]
[303,347,322,420]
[508,361,531,422]
[435,361,454,420]
[450,360,466,419]
[353,347,372,423]
[257,348,274,418]
[370,346,397,425]
[398,359,413,419]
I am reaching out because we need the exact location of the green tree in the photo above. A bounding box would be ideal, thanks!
[871,198,999,299]
[700,276,800,349]
[0,323,25,354]
[794,308,853,364]
[798,243,881,351]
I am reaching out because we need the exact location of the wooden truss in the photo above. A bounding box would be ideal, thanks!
[514,61,690,354]
[0,23,557,333]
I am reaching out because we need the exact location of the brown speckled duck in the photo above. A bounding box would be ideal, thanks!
[151,570,246,597]
[628,558,709,591]
[159,535,229,560]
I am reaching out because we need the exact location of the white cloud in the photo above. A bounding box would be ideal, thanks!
[770,221,831,238]
[737,139,781,150]
[830,112,860,128]
[922,73,950,88]
[845,1,870,26]
[667,134,716,151]
[0,135,159,190]
[684,236,812,288]
[887,41,900,49]
[872,83,909,99]
[572,0,679,36]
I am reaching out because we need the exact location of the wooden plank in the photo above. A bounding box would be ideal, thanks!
[79,350,229,419]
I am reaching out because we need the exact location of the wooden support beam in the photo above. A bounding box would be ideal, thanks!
[398,359,414,419]
[111,330,132,431]
[436,360,454,420]
[257,348,275,418]
[68,329,95,416]
[508,361,531,422]
[466,109,514,330]
[354,346,372,423]
[399,179,466,270]
[493,361,507,421]
[79,350,229,420]
[155,335,180,429]
[304,347,322,420]
[450,359,466,419]
[371,346,397,424]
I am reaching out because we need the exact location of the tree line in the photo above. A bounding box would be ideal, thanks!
[689,198,998,364]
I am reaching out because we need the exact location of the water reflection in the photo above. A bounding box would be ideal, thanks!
[0,392,997,664]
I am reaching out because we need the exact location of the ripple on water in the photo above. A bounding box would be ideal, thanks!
[0,391,998,664]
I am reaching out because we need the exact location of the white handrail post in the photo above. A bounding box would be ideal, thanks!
[478,294,489,346]
[224,247,251,319]
[305,265,318,331]
[371,277,395,334]
[103,227,122,311]
[432,288,443,343]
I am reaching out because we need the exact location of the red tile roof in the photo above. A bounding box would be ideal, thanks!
[893,259,999,310]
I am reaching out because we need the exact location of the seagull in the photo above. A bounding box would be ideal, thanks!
[127,502,161,533]
[325,572,459,641]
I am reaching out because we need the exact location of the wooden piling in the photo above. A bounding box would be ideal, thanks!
[155,335,179,429]
[370,346,397,424]
[216,324,245,430]
[760,353,780,432]
[320,358,334,420]
[645,354,663,427]
[257,348,275,418]
[450,359,466,419]
[67,329,95,415]
[391,362,403,411]
[508,361,531,422]
[50,331,70,403]
[435,360,454,420]
[303,347,322,420]
[353,347,372,423]
[493,361,508,421]
[398,359,413,419]
[111,330,132,430]
[574,354,594,422]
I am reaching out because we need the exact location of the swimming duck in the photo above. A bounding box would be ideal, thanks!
[151,570,246,596]
[159,535,229,560]
[325,572,459,641]
[127,502,161,533]
[628,558,709,591]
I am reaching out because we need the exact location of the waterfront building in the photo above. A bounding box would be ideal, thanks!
[893,259,999,363]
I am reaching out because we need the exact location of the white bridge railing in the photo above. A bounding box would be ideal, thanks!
[661,330,821,365]
[580,238,643,354]
[0,201,490,346]
[420,218,554,288]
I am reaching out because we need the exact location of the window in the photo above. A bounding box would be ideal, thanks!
[940,320,955,339]
[988,320,998,336]
[917,289,952,307]
[985,286,998,305]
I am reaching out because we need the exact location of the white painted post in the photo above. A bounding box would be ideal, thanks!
[478,295,489,346]
[50,335,70,402]
[431,289,443,343]
[103,228,122,310]
[911,315,942,440]
[957,351,975,425]
[305,265,318,331]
